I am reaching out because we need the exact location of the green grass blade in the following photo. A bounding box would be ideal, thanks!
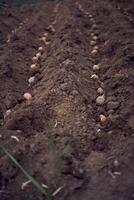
[0,146,52,199]
[47,127,61,177]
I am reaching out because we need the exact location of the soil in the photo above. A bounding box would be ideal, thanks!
[0,0,134,199]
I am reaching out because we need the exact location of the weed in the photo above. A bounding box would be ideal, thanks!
[0,125,62,199]
[47,126,62,177]
[0,146,52,200]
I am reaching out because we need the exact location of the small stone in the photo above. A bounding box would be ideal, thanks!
[96,95,105,105]
[16,130,22,133]
[97,129,101,133]
[107,130,113,135]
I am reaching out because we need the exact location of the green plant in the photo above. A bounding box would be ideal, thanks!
[0,146,52,200]
[0,126,62,199]
[47,127,61,177]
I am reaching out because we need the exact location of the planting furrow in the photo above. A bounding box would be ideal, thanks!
[69,0,134,199]
[0,2,54,118]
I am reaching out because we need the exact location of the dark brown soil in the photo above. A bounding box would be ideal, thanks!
[0,0,134,199]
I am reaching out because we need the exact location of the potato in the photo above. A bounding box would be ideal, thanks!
[36,52,41,59]
[41,37,47,42]
[28,76,35,84]
[52,20,56,25]
[41,37,50,45]
[91,74,99,80]
[91,49,98,55]
[38,47,44,53]
[44,33,48,37]
[23,93,32,100]
[93,45,99,50]
[30,64,37,69]
[93,36,98,40]
[100,114,107,124]
[48,25,55,32]
[89,14,93,18]
[93,64,100,70]
[97,87,103,95]
[90,40,96,46]
[4,109,12,119]
[32,56,38,63]
[92,24,97,29]
[96,95,105,105]
[90,18,95,23]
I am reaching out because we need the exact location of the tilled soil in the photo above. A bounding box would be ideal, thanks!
[0,0,134,200]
